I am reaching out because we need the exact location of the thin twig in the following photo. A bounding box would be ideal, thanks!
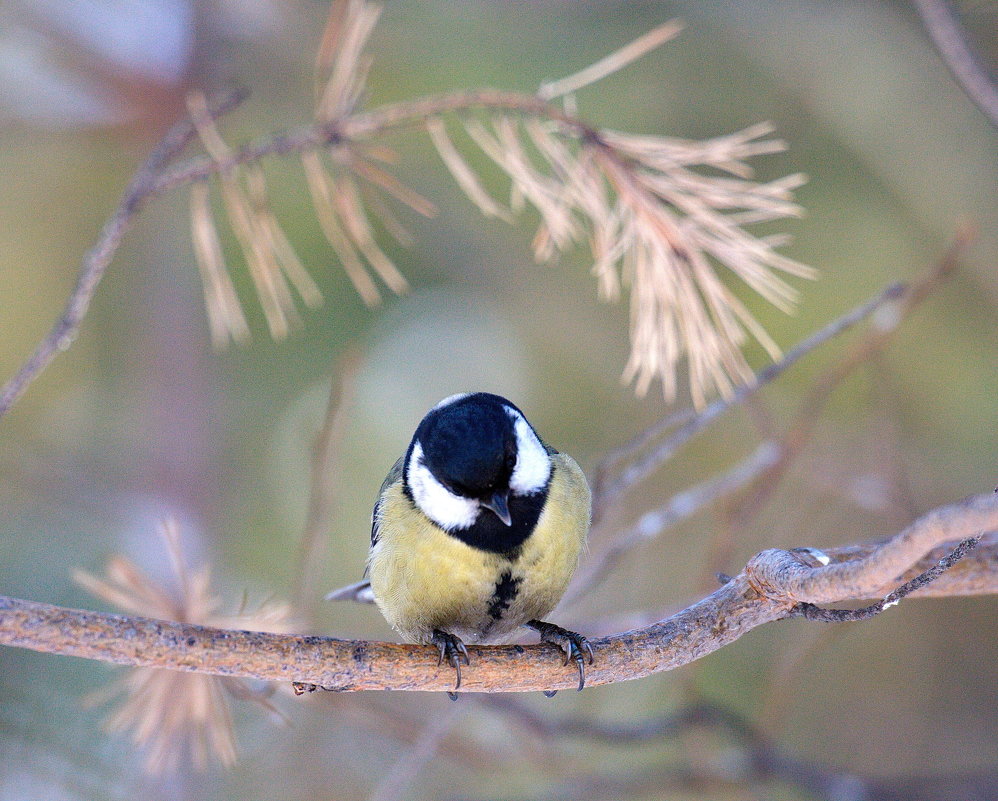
[0,89,248,421]
[292,351,361,609]
[592,279,907,519]
[1,493,995,694]
[148,89,602,198]
[567,440,782,604]
[793,536,982,622]
[591,408,695,499]
[725,228,971,528]
[912,0,998,129]
[367,705,463,801]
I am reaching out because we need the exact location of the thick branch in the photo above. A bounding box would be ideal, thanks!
[745,491,998,603]
[2,493,995,693]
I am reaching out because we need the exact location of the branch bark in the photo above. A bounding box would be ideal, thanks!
[2,493,995,694]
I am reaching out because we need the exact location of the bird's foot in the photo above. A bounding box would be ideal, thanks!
[432,629,470,695]
[526,620,595,692]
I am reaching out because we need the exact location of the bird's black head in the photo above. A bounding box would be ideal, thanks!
[416,393,517,501]
[403,393,553,553]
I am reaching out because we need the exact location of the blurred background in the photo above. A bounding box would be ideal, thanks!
[1,1,996,799]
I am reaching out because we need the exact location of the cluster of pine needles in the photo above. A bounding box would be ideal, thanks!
[188,0,814,407]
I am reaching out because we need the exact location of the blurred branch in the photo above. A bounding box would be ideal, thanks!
[483,696,751,743]
[326,694,492,766]
[591,227,973,530]
[367,705,463,801]
[482,697,851,801]
[912,0,998,129]
[292,351,361,609]
[0,89,248,421]
[725,228,971,528]
[479,696,998,801]
[756,622,843,733]
[591,279,906,519]
[567,440,782,604]
[2,493,996,694]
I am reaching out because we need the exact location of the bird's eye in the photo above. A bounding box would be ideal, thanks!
[504,453,516,471]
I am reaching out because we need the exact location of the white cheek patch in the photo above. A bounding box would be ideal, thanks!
[406,442,480,531]
[507,410,551,495]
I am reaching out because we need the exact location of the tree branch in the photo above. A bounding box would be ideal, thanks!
[2,493,995,694]
[480,696,998,801]
[0,89,248,420]
[912,0,998,129]
[0,84,702,423]
[0,87,602,423]
[745,491,998,603]
[148,89,602,197]
[591,280,907,516]
[793,536,981,621]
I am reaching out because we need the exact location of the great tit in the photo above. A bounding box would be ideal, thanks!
[328,392,593,693]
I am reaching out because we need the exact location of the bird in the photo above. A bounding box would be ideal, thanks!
[327,391,593,694]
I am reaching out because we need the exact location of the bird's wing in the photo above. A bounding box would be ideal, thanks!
[371,455,405,546]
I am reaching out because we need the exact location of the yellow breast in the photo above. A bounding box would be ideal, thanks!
[367,452,590,644]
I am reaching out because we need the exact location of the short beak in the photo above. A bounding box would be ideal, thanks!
[481,491,512,526]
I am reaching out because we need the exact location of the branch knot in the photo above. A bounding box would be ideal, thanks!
[743,548,816,606]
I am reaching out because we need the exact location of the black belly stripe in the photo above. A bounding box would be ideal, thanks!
[487,570,522,620]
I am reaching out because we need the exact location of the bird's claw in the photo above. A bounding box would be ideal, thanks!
[432,629,470,693]
[527,620,595,692]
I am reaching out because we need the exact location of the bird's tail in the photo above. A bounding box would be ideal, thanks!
[324,579,376,604]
